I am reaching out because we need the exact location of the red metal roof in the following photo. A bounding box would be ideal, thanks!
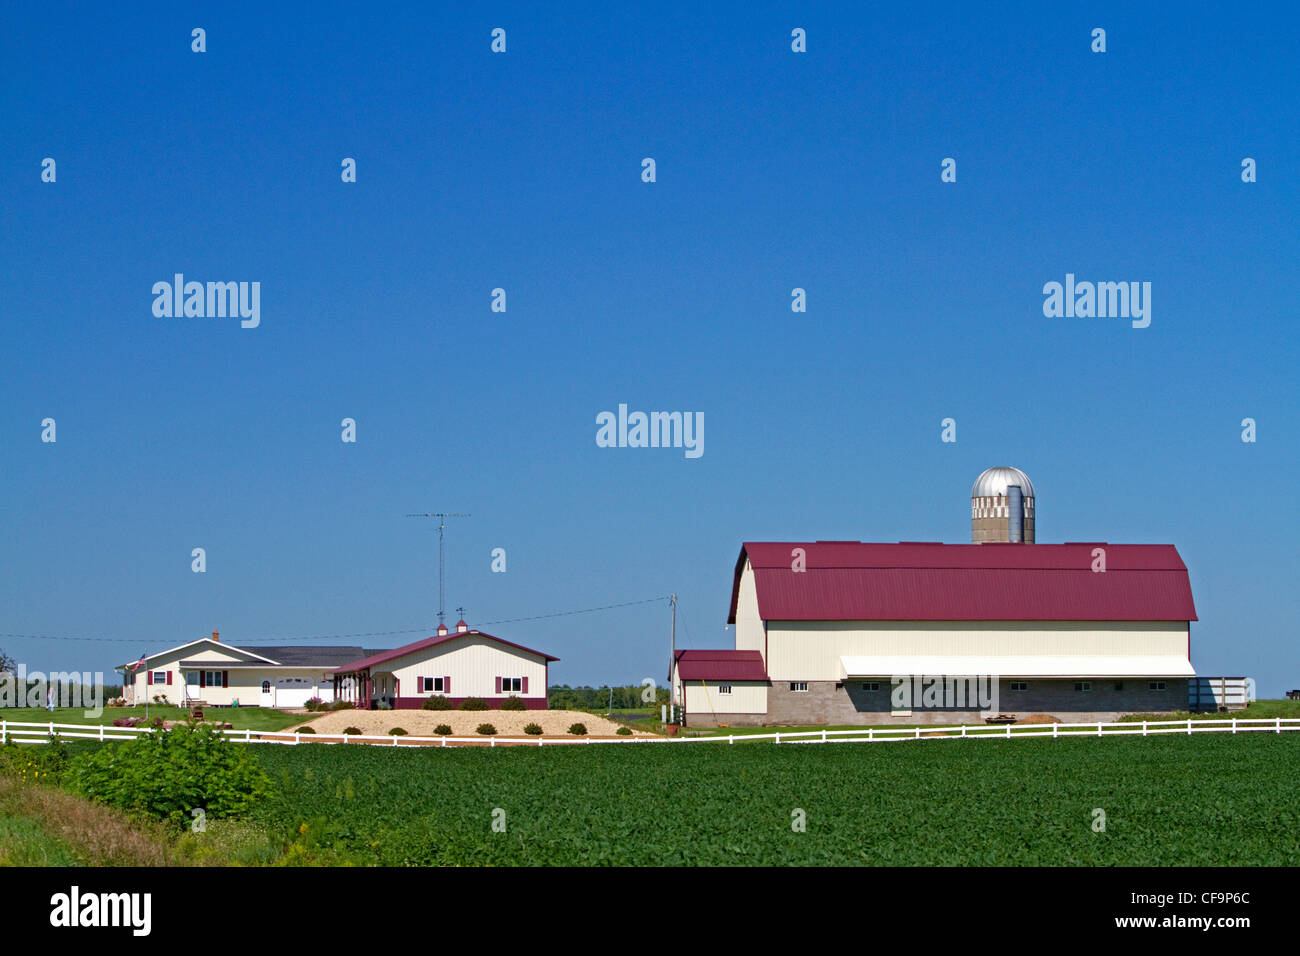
[674,649,769,682]
[332,630,559,675]
[729,542,1197,623]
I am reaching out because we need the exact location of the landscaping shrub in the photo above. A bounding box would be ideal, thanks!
[303,697,324,712]
[327,700,355,711]
[422,695,452,710]
[342,726,362,736]
[459,697,488,711]
[476,723,497,736]
[296,726,315,734]
[616,727,633,735]
[388,728,407,736]
[434,724,453,736]
[568,723,588,735]
[68,722,272,827]
[523,723,543,735]
[500,695,526,711]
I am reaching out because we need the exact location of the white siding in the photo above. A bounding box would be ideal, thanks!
[764,620,1191,681]
[682,680,767,715]
[733,559,765,654]
[385,634,549,700]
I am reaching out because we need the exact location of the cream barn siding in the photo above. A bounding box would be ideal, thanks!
[681,680,767,716]
[732,558,765,654]
[385,634,549,701]
[763,620,1190,682]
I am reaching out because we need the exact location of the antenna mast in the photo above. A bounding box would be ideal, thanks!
[406,512,471,627]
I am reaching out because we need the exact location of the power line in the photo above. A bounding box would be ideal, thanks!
[0,594,673,647]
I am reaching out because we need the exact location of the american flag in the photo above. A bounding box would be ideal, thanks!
[129,653,147,672]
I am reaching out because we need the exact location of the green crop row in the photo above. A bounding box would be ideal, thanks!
[246,734,1300,866]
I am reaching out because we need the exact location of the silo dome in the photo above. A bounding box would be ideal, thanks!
[971,466,1035,543]
[971,466,1036,500]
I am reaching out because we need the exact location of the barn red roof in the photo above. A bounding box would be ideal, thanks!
[729,542,1197,623]
[674,649,769,682]
[332,630,558,675]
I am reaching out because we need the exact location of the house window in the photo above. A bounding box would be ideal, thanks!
[261,681,271,693]
[204,671,224,687]
[1010,681,1028,692]
[421,677,445,693]
[1148,681,1166,691]
[790,682,808,692]
[151,671,168,685]
[501,677,522,693]
[1074,681,1091,692]
[861,682,880,691]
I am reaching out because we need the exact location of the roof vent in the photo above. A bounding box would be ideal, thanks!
[456,619,469,633]
[436,624,449,636]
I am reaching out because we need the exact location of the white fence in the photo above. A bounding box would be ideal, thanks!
[2,717,1299,749]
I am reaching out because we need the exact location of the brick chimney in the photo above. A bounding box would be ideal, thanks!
[212,630,220,643]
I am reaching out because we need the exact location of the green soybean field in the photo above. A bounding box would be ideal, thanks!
[246,734,1300,866]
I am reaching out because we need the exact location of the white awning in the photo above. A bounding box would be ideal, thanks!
[839,655,1196,680]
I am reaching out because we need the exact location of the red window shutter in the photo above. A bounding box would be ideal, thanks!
[495,676,502,694]
[522,676,529,694]
[199,671,206,688]
[222,671,228,688]
[166,671,173,685]
[444,676,450,694]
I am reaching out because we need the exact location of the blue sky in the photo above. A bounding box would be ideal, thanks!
[2,3,1297,693]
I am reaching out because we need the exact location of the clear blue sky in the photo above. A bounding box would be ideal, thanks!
[2,3,1297,693]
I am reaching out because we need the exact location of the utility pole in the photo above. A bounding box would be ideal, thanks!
[668,593,677,723]
[405,512,470,627]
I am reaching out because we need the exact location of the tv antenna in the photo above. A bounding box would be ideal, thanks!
[406,512,470,627]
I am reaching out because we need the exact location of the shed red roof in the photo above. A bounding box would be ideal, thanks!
[729,542,1197,623]
[332,630,559,675]
[673,649,769,682]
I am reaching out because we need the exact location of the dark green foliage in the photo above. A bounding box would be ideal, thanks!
[459,697,488,711]
[476,724,497,736]
[68,722,272,827]
[422,695,452,710]
[548,684,669,711]
[342,727,362,736]
[616,727,633,735]
[243,735,1300,866]
[434,724,453,736]
[328,700,355,711]
[523,723,543,735]
[296,726,316,734]
[388,728,407,736]
[567,723,587,735]
[500,696,526,711]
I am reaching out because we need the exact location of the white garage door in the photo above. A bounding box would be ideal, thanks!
[274,677,316,708]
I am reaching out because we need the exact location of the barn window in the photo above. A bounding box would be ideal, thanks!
[861,682,880,691]
[1074,681,1091,692]
[1010,681,1028,692]
[501,677,522,693]
[790,682,808,692]
[421,677,445,693]
[1148,681,1166,691]
[718,685,732,695]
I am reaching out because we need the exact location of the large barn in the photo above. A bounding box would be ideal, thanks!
[671,467,1199,727]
